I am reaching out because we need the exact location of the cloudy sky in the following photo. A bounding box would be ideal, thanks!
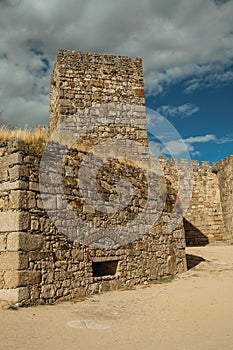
[0,0,233,162]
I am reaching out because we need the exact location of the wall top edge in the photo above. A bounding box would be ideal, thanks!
[56,49,143,67]
[157,155,233,169]
[1,139,232,171]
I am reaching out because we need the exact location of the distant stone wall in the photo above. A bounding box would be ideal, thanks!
[213,156,233,243]
[184,160,226,245]
[159,157,226,246]
[0,139,186,305]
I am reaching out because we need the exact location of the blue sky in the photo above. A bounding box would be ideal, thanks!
[0,0,232,163]
[146,78,233,163]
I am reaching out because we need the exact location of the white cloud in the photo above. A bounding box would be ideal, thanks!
[216,136,233,144]
[149,139,194,158]
[184,134,216,143]
[185,69,233,93]
[157,103,200,118]
[0,0,233,126]
[149,133,216,158]
[149,141,163,158]
[149,131,233,158]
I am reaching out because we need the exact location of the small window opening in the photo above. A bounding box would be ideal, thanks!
[92,260,119,277]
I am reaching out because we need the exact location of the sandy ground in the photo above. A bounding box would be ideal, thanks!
[1,245,233,350]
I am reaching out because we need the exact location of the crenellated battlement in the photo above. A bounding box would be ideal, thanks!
[156,155,233,172]
[157,156,211,170]
[213,154,233,171]
[56,49,143,69]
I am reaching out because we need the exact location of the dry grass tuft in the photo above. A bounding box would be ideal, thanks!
[0,125,48,143]
[0,125,48,154]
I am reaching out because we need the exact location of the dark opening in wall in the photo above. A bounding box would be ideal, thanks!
[92,260,119,277]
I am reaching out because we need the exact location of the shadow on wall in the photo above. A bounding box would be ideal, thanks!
[186,254,205,270]
[183,218,209,247]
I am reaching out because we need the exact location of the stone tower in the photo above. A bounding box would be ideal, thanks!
[50,50,146,132]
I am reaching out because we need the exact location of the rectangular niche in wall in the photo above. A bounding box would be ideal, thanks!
[92,260,119,277]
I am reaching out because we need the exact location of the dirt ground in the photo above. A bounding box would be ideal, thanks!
[1,245,233,350]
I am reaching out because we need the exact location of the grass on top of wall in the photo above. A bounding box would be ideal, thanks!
[0,125,48,154]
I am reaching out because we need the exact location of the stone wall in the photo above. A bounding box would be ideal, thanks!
[213,156,233,243]
[1,143,232,305]
[0,50,188,306]
[50,50,145,132]
[184,160,226,245]
[159,157,226,246]
[0,139,186,305]
[0,140,42,304]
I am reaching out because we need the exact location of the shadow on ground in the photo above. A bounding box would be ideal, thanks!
[186,254,205,270]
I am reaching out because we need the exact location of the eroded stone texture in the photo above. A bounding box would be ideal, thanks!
[213,156,233,243]
[50,50,145,132]
[0,133,186,305]
[159,158,226,246]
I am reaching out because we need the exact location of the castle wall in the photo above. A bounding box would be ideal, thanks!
[159,157,226,246]
[0,50,188,306]
[0,140,42,304]
[0,139,186,305]
[184,160,225,245]
[213,156,233,243]
[1,48,232,306]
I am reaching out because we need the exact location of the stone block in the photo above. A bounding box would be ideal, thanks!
[27,191,36,209]
[0,152,23,168]
[0,167,8,181]
[0,289,19,303]
[100,281,110,293]
[41,284,56,299]
[29,182,40,192]
[0,211,30,232]
[167,255,177,275]
[9,190,27,209]
[0,287,29,303]
[31,219,40,231]
[9,165,29,182]
[4,271,41,288]
[71,249,84,261]
[134,88,145,97]
[0,234,6,251]
[0,252,28,270]
[0,180,28,192]
[7,232,43,252]
[7,139,28,154]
